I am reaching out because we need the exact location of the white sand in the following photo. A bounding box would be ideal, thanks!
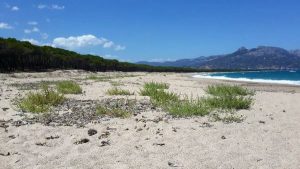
[0,70,300,169]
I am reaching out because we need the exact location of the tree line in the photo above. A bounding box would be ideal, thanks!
[0,37,211,73]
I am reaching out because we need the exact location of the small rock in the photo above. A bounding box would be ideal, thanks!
[8,135,16,139]
[88,129,97,136]
[221,136,226,139]
[45,135,59,140]
[259,120,265,124]
[283,110,286,112]
[100,140,110,147]
[0,152,10,156]
[153,143,165,146]
[98,131,110,139]
[199,122,213,128]
[106,127,117,131]
[2,108,9,111]
[35,142,46,146]
[136,128,143,132]
[168,161,179,167]
[74,138,89,145]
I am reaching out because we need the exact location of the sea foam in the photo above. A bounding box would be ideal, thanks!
[193,74,300,85]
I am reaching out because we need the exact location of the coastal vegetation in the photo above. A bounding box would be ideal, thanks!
[96,106,132,118]
[106,87,133,95]
[0,37,203,73]
[140,82,254,118]
[56,81,82,94]
[18,85,65,113]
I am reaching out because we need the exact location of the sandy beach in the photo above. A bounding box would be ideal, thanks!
[0,70,300,169]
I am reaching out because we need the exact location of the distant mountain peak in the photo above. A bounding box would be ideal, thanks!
[233,46,248,55]
[138,46,300,70]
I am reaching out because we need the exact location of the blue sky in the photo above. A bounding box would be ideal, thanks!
[1,0,300,62]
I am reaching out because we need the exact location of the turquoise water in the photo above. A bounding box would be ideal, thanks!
[194,70,300,85]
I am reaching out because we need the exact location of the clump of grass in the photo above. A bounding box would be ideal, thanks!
[204,96,253,110]
[204,84,254,110]
[87,74,139,82]
[139,83,254,119]
[140,82,169,96]
[167,98,211,117]
[149,90,179,107]
[206,84,254,97]
[96,106,131,118]
[18,85,65,113]
[211,113,245,123]
[56,81,82,94]
[106,88,133,95]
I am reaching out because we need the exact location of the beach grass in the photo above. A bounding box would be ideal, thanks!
[18,85,65,113]
[140,82,169,96]
[106,88,133,95]
[167,98,211,117]
[87,74,139,82]
[56,81,82,94]
[205,84,254,97]
[96,106,131,118]
[204,96,253,110]
[140,82,254,118]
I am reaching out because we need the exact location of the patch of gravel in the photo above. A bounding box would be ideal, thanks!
[11,98,155,127]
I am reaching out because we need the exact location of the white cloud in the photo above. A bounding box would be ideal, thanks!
[37,4,47,9]
[24,27,39,34]
[37,4,64,10]
[28,21,38,25]
[21,39,40,45]
[103,41,114,48]
[52,34,126,51]
[51,4,64,10]
[0,22,13,29]
[11,6,19,11]
[52,35,104,49]
[115,45,126,51]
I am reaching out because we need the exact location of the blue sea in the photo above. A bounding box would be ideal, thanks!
[194,70,300,85]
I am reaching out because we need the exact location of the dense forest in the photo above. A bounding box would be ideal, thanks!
[0,37,207,73]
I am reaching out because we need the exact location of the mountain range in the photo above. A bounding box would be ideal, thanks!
[137,46,300,70]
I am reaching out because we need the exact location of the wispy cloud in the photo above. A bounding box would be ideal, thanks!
[37,4,65,10]
[11,6,19,11]
[51,4,65,10]
[24,27,39,34]
[115,45,126,51]
[28,21,38,25]
[51,34,126,51]
[0,22,13,29]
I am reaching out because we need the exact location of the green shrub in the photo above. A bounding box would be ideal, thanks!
[106,88,133,95]
[206,84,254,97]
[204,96,253,110]
[96,106,131,118]
[56,81,82,94]
[149,90,179,107]
[18,85,65,113]
[167,98,211,117]
[140,82,169,96]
